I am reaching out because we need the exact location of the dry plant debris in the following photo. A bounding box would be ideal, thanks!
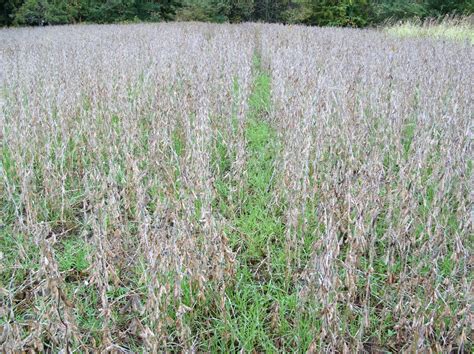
[0,22,472,352]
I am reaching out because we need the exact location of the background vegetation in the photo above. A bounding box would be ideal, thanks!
[387,16,474,43]
[1,0,473,27]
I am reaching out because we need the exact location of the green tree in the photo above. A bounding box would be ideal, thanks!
[283,0,313,24]
[1,0,24,26]
[13,0,47,25]
[45,0,80,24]
[372,0,474,22]
[373,0,427,22]
[176,0,230,22]
[253,0,288,22]
[291,0,373,27]
[6,0,473,27]
[229,0,254,22]
[425,0,474,16]
[86,0,137,23]
[345,0,373,26]
[78,0,177,24]
[14,0,83,25]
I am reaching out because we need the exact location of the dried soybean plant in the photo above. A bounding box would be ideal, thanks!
[0,23,254,351]
[0,22,472,352]
[265,26,472,351]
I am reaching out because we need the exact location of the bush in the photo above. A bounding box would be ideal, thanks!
[14,0,79,25]
[5,0,474,27]
[13,0,47,25]
[290,0,373,27]
[176,0,230,23]
[1,0,24,26]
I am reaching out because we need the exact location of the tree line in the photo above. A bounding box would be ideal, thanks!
[1,0,473,27]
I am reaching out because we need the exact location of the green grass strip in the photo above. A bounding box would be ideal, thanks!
[204,56,318,352]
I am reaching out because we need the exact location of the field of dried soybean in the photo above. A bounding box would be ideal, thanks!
[0,23,472,352]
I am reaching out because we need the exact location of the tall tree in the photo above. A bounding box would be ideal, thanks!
[425,0,474,15]
[253,0,287,22]
[290,0,374,27]
[176,0,230,22]
[229,0,254,22]
[4,0,474,27]
[1,0,24,26]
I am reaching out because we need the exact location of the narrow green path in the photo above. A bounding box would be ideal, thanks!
[206,56,318,352]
